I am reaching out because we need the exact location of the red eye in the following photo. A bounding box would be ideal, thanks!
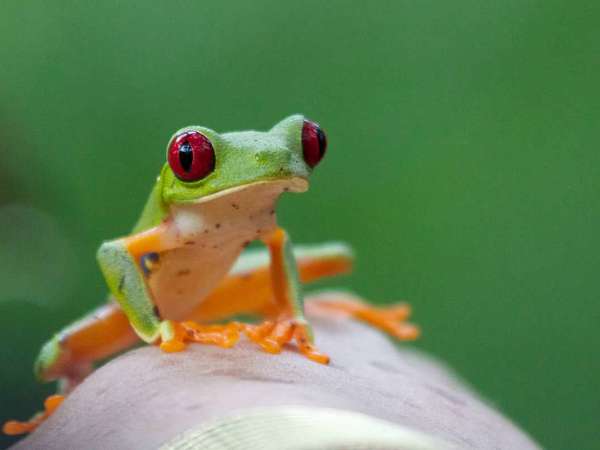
[167,131,215,182]
[302,119,327,168]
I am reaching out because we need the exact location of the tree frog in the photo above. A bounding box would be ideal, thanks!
[3,115,418,435]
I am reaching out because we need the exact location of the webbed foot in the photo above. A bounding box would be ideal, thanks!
[159,321,242,353]
[3,394,65,435]
[308,293,420,341]
[243,318,330,364]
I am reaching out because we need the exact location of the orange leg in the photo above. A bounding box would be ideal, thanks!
[35,303,140,385]
[248,228,330,364]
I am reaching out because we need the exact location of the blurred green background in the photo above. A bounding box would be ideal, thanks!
[0,1,598,448]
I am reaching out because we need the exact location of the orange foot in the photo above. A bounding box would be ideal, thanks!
[158,319,329,364]
[308,295,420,341]
[159,321,242,353]
[3,394,65,436]
[243,318,330,364]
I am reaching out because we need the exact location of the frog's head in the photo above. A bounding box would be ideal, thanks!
[159,114,327,204]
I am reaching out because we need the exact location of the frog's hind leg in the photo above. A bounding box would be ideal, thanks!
[306,291,420,341]
[3,301,138,435]
[34,301,138,389]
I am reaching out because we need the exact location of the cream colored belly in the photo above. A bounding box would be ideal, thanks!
[145,179,304,320]
[148,239,247,320]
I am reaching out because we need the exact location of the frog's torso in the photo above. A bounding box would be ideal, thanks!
[149,179,304,320]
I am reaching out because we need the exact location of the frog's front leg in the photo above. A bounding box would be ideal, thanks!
[244,228,330,364]
[97,222,186,352]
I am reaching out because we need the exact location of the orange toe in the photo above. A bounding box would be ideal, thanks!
[311,297,420,342]
[3,420,38,436]
[294,325,330,364]
[182,322,242,348]
[160,339,187,353]
[243,319,330,364]
[158,321,188,353]
[3,394,66,436]
[43,395,64,414]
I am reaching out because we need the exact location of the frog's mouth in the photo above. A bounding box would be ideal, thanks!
[192,177,309,205]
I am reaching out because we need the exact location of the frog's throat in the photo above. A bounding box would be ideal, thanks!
[191,177,309,205]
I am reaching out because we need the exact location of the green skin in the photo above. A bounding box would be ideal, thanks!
[35,115,347,382]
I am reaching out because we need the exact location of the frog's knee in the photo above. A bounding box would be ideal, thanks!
[34,335,66,382]
[97,240,124,273]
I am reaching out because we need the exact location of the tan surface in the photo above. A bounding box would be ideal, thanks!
[13,316,540,450]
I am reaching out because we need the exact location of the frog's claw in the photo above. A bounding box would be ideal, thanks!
[3,394,65,436]
[307,293,420,341]
[243,318,330,364]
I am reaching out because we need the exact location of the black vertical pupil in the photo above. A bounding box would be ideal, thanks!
[316,127,326,155]
[179,141,193,172]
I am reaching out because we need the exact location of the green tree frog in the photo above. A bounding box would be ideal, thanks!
[4,115,418,435]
